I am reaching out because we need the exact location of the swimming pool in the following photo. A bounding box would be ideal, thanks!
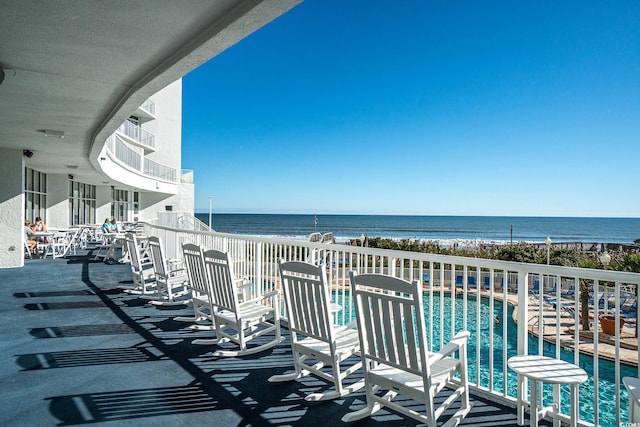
[334,291,633,427]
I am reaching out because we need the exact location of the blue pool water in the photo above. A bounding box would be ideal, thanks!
[333,291,634,427]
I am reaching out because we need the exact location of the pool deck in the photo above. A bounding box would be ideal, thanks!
[520,295,638,366]
[0,251,551,426]
[479,290,638,366]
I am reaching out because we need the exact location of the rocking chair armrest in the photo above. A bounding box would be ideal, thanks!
[242,289,279,305]
[430,331,470,363]
[235,278,252,290]
[334,320,358,333]
[168,267,186,275]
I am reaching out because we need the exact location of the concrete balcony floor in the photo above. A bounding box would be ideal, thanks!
[0,252,551,426]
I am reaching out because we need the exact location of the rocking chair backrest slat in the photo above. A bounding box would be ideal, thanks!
[148,236,167,279]
[203,249,239,313]
[350,273,429,378]
[125,233,142,272]
[279,261,333,343]
[182,243,208,295]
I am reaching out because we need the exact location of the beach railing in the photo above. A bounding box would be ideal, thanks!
[144,222,639,427]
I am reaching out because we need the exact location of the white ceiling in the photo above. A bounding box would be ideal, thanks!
[0,0,300,183]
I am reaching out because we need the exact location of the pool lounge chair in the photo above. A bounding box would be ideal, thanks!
[562,284,575,298]
[530,279,540,294]
[468,276,477,289]
[621,299,638,319]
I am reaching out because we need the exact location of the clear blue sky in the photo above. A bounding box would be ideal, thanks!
[183,1,639,217]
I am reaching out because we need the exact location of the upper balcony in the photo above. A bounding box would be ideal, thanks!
[115,120,156,153]
[100,135,177,193]
[134,98,156,123]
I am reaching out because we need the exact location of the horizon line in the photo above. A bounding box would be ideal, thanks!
[193,212,640,219]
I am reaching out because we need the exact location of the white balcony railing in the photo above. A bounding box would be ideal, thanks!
[105,135,177,183]
[117,120,155,150]
[144,158,177,182]
[146,217,640,427]
[139,99,155,116]
[107,134,141,171]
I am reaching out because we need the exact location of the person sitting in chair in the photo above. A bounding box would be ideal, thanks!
[32,216,48,243]
[24,220,37,255]
[111,218,121,233]
[102,217,116,234]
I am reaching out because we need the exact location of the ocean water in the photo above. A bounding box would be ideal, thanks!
[195,213,640,245]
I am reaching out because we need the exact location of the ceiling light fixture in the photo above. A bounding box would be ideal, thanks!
[44,129,65,138]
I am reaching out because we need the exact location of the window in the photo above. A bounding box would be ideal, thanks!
[69,180,96,225]
[133,191,139,221]
[24,167,46,222]
[111,189,139,222]
[111,188,129,222]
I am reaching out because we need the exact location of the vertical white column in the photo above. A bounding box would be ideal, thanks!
[0,148,25,268]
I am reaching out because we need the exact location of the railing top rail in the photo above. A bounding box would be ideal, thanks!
[145,222,640,284]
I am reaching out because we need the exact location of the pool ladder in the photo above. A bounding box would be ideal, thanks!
[528,315,545,333]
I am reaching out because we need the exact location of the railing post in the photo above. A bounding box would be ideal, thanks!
[256,241,263,297]
[517,270,529,355]
[516,270,529,425]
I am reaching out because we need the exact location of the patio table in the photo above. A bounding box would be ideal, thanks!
[624,376,640,422]
[508,355,587,427]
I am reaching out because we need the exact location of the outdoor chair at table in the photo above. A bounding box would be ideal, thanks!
[93,232,121,261]
[147,236,189,306]
[268,261,362,401]
[34,231,55,257]
[343,272,471,427]
[42,231,68,259]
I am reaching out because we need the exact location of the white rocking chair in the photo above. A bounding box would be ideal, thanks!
[201,249,282,357]
[343,272,471,427]
[268,261,362,401]
[147,236,189,306]
[178,243,217,330]
[121,233,155,295]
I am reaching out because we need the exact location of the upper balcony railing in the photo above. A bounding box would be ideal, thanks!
[139,99,155,116]
[144,157,177,182]
[117,121,155,151]
[145,216,640,427]
[105,135,177,184]
[106,134,141,171]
